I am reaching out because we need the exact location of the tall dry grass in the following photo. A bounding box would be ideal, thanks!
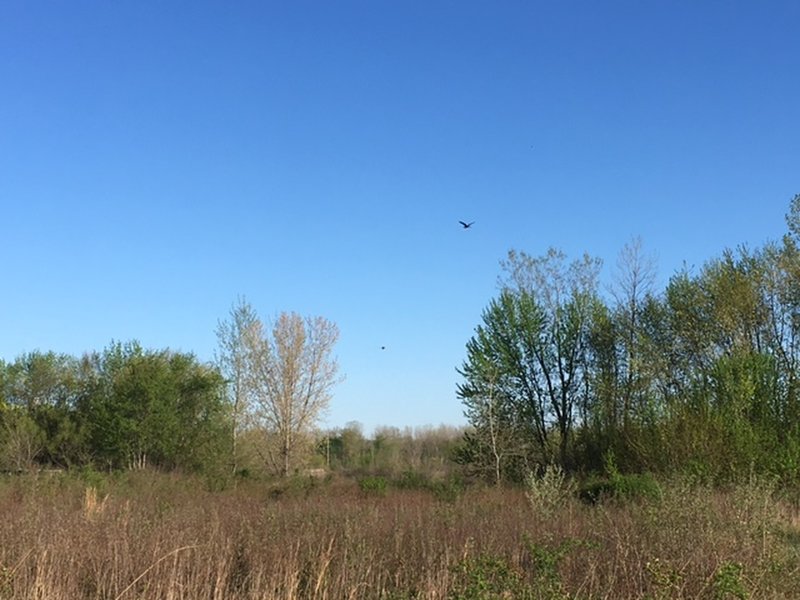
[1,471,799,599]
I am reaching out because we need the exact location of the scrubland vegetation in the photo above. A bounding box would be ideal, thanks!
[2,469,800,599]
[6,196,800,597]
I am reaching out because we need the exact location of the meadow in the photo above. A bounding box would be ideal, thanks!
[2,471,800,599]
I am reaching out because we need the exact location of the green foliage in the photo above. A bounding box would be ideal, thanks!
[394,470,431,490]
[78,341,230,472]
[319,421,371,471]
[457,289,548,473]
[0,563,14,599]
[458,248,603,477]
[267,474,324,500]
[579,456,662,504]
[0,409,44,471]
[457,198,800,485]
[450,551,532,600]
[524,464,577,517]
[74,465,111,495]
[452,429,529,484]
[645,557,684,598]
[0,351,86,468]
[0,341,231,476]
[785,192,800,240]
[449,536,588,600]
[429,475,465,503]
[358,475,388,496]
[579,473,662,505]
[712,561,748,599]
[525,538,589,599]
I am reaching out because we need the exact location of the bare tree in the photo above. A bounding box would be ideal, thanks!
[612,238,657,342]
[611,237,657,430]
[247,312,341,477]
[215,297,260,474]
[469,367,517,486]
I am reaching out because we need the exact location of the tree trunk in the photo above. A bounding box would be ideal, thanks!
[282,431,291,477]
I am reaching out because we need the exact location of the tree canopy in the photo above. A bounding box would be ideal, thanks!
[0,343,229,474]
[458,195,800,485]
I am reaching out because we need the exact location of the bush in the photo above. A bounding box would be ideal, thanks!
[358,475,388,496]
[579,452,662,504]
[579,472,662,504]
[430,476,465,503]
[712,561,748,599]
[266,474,325,500]
[394,470,431,490]
[448,537,590,600]
[450,551,531,600]
[74,466,111,495]
[524,465,577,516]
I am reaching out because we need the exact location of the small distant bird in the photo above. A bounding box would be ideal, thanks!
[381,346,386,351]
[459,221,475,229]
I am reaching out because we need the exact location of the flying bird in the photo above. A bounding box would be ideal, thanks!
[459,221,475,229]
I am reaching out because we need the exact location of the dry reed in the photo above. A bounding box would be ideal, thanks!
[1,472,799,599]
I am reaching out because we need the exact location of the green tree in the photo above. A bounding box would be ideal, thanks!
[458,314,535,483]
[215,296,260,474]
[370,426,403,473]
[0,409,44,471]
[459,248,601,474]
[79,342,229,472]
[500,248,602,468]
[784,192,800,240]
[763,238,800,404]
[0,351,87,467]
[321,421,367,470]
[583,300,621,467]
[643,242,800,480]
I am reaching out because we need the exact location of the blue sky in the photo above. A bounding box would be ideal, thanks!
[2,1,798,433]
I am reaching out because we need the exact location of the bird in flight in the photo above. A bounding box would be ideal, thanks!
[459,221,475,229]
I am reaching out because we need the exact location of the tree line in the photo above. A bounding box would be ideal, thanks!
[0,304,342,478]
[0,300,463,480]
[457,194,800,485]
[318,422,464,475]
[0,341,228,473]
[6,195,800,486]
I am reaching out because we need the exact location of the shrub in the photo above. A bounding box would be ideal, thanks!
[449,537,589,600]
[266,473,324,500]
[358,475,388,496]
[524,465,577,516]
[579,472,662,504]
[394,470,430,490]
[450,551,531,600]
[525,537,589,599]
[430,475,465,503]
[74,466,110,495]
[712,561,748,599]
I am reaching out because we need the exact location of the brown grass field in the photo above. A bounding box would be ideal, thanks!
[2,471,800,599]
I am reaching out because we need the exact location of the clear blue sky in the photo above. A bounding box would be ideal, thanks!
[2,1,798,433]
